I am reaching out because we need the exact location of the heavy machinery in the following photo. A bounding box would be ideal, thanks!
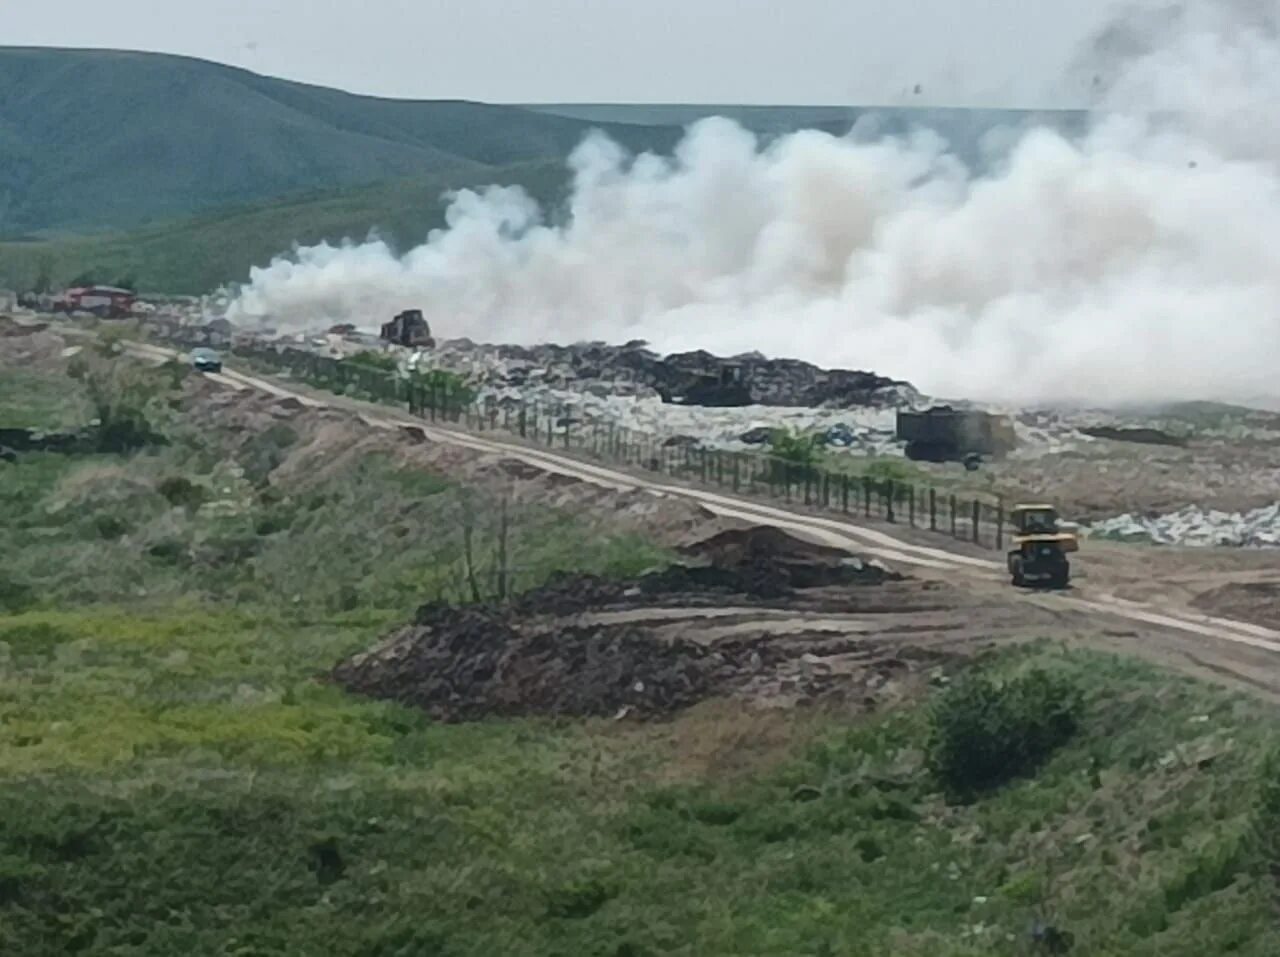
[896,406,1017,466]
[380,309,435,348]
[1007,504,1078,589]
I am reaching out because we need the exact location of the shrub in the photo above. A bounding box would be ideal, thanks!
[767,428,826,482]
[927,668,1083,796]
[240,424,298,486]
[67,350,166,452]
[0,574,37,614]
[146,539,190,566]
[1253,748,1280,874]
[346,351,399,373]
[545,878,616,919]
[408,369,474,413]
[157,476,206,511]
[863,458,925,485]
[92,513,130,540]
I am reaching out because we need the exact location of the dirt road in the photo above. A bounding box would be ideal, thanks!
[129,340,1280,698]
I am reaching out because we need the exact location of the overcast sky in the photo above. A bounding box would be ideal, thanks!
[9,0,1124,106]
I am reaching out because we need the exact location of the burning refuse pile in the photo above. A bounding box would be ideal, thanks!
[330,526,915,721]
[409,338,919,410]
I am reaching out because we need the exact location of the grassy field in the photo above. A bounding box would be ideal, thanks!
[0,161,570,295]
[3,358,1280,955]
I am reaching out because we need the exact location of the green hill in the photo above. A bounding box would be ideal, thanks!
[0,47,679,235]
[0,161,571,294]
[522,104,1091,167]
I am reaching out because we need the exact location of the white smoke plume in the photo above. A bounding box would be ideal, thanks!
[229,2,1280,406]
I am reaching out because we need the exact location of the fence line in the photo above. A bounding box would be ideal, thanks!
[159,331,1010,551]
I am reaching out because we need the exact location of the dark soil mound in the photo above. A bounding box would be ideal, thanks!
[332,609,790,722]
[333,526,907,723]
[1081,426,1187,448]
[679,525,898,590]
[1192,581,1280,630]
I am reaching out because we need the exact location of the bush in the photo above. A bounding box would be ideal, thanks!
[863,458,926,485]
[927,668,1083,796]
[0,573,37,614]
[1253,748,1280,873]
[240,424,298,486]
[67,350,167,452]
[157,476,206,511]
[92,513,130,540]
[408,369,474,413]
[767,428,826,482]
[346,351,399,373]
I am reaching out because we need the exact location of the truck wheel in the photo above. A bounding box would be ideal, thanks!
[1010,558,1025,587]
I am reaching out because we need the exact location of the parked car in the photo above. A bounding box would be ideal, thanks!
[190,348,222,373]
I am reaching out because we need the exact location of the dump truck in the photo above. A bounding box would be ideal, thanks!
[1007,504,1078,589]
[896,407,1016,465]
[380,310,435,348]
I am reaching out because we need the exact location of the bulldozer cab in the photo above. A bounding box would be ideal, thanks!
[1010,503,1079,555]
[1012,504,1059,535]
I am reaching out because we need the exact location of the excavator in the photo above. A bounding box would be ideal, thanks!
[1007,504,1078,589]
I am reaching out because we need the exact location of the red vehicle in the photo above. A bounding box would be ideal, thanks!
[54,286,136,318]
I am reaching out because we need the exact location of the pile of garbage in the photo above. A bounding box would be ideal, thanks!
[407,338,919,410]
[330,527,905,721]
[1089,503,1280,547]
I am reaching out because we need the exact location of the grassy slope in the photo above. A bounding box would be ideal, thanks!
[2,360,1280,955]
[0,161,570,294]
[0,47,678,236]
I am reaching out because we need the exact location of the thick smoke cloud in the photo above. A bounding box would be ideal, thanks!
[229,2,1280,405]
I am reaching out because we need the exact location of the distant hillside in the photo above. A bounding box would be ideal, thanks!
[522,104,1091,168]
[0,161,571,294]
[0,48,679,235]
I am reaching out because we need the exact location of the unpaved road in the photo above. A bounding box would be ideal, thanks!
[128,340,1280,699]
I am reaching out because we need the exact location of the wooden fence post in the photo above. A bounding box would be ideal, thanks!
[972,500,981,545]
[930,488,937,531]
[886,480,895,523]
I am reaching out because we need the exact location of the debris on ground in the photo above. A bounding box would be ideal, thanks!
[1080,426,1188,448]
[1090,503,1280,548]
[330,527,928,722]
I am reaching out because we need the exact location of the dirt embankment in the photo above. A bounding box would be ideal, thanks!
[329,526,957,722]
[0,317,74,371]
[181,380,732,549]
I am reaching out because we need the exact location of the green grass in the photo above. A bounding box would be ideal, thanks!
[4,363,1280,955]
[0,162,571,294]
[3,627,1279,955]
[0,368,90,430]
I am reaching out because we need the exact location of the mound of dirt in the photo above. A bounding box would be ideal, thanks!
[0,318,70,370]
[333,608,798,722]
[1081,426,1188,448]
[334,527,917,722]
[1192,580,1280,630]
[679,526,894,590]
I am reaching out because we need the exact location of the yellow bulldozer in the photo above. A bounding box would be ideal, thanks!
[1007,504,1078,589]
